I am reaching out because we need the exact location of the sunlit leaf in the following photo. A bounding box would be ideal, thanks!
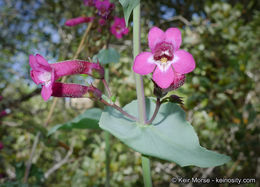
[93,48,120,64]
[99,98,231,167]
[119,0,140,26]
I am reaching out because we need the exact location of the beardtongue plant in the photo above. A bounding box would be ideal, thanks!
[27,1,230,186]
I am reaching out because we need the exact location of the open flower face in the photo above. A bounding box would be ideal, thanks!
[29,54,55,101]
[110,17,129,39]
[133,27,195,89]
[95,0,115,19]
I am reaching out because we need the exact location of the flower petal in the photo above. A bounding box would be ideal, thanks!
[41,84,53,101]
[165,28,182,51]
[65,17,94,27]
[36,54,49,66]
[152,66,174,89]
[148,27,165,52]
[133,52,155,75]
[172,50,196,74]
[30,70,42,84]
[29,54,38,70]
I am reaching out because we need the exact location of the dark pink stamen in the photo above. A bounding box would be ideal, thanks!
[153,42,174,61]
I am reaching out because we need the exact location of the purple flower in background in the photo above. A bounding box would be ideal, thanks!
[98,18,106,26]
[110,17,129,39]
[84,0,96,6]
[0,142,3,150]
[0,95,3,101]
[0,110,8,118]
[65,16,94,27]
[95,0,115,19]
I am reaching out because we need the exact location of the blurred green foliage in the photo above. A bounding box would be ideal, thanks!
[0,0,259,186]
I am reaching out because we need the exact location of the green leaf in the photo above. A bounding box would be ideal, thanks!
[93,48,120,64]
[119,0,140,26]
[99,98,231,167]
[48,108,102,136]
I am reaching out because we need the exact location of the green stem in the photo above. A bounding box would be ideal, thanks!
[105,131,110,187]
[133,3,152,187]
[141,155,152,187]
[133,3,146,124]
[104,67,110,187]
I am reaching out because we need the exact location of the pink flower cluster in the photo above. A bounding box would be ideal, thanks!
[110,17,129,39]
[29,54,103,101]
[65,0,128,39]
[133,27,195,89]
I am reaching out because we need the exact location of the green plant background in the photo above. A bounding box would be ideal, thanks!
[0,0,259,186]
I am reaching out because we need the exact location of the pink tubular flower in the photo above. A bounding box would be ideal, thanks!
[133,27,196,89]
[110,17,129,39]
[52,83,102,100]
[95,0,115,19]
[65,16,94,27]
[29,54,104,101]
[83,0,96,6]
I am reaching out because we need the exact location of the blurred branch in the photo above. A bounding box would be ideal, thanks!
[159,15,192,26]
[0,88,41,111]
[2,121,20,127]
[44,146,73,179]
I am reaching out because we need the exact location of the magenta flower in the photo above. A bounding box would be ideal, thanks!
[29,54,55,101]
[0,96,3,101]
[29,54,104,101]
[0,142,3,150]
[163,73,186,92]
[65,16,94,27]
[83,0,96,6]
[0,110,8,118]
[133,27,195,89]
[52,83,102,100]
[98,18,106,26]
[110,17,129,39]
[95,0,115,19]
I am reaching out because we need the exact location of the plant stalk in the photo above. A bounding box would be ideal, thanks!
[147,98,161,124]
[133,3,152,187]
[104,67,110,187]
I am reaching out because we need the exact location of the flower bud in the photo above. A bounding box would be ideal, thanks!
[153,73,185,98]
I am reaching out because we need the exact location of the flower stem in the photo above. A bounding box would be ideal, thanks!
[133,4,146,125]
[101,99,137,121]
[141,155,153,187]
[104,67,110,187]
[147,98,161,124]
[102,79,112,99]
[133,3,152,187]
